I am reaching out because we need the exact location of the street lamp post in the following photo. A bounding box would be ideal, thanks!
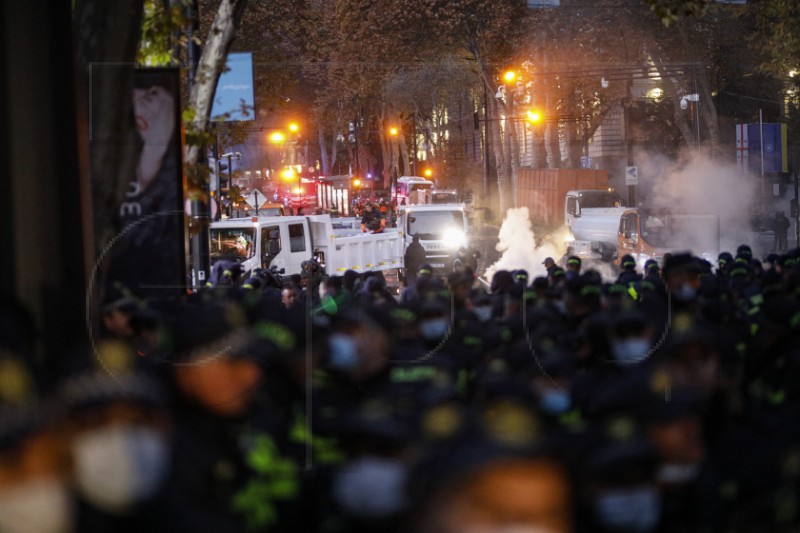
[389,127,399,223]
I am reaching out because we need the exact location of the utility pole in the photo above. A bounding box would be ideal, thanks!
[625,82,636,207]
[794,140,799,248]
[483,82,490,199]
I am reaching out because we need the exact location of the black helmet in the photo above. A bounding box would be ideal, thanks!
[620,254,636,270]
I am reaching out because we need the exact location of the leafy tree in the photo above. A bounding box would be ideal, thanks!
[421,0,532,212]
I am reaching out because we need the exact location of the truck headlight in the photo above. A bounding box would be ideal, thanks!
[443,227,466,249]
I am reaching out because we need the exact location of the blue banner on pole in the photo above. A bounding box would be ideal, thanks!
[745,123,788,174]
[211,52,255,122]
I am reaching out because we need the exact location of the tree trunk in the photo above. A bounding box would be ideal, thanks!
[486,85,511,214]
[661,75,695,148]
[319,128,330,175]
[698,76,719,158]
[544,92,561,168]
[506,97,521,205]
[565,119,582,168]
[183,0,249,180]
[399,134,410,176]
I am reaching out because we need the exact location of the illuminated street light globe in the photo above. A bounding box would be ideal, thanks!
[423,169,433,178]
[269,131,286,144]
[281,168,295,180]
[288,123,299,133]
[526,109,542,123]
[504,70,517,83]
[389,127,399,136]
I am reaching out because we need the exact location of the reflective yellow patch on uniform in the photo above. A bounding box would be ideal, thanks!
[0,356,32,404]
[483,401,540,448]
[650,370,672,396]
[390,366,437,383]
[423,404,463,439]
[96,339,135,374]
[673,313,694,334]
[607,416,637,441]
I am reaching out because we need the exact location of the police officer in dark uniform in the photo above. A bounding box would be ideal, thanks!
[360,203,386,233]
[165,300,276,533]
[617,254,642,286]
[404,234,427,288]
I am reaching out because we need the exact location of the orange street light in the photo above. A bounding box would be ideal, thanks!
[288,122,299,133]
[389,127,399,136]
[423,168,433,178]
[269,131,286,144]
[504,70,517,83]
[526,109,542,123]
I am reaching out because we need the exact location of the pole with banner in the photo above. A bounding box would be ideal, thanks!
[626,166,638,206]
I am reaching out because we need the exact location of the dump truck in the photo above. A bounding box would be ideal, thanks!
[210,214,404,279]
[398,203,471,273]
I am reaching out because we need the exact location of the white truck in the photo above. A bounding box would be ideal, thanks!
[564,189,628,261]
[209,214,404,279]
[566,199,720,268]
[398,203,470,273]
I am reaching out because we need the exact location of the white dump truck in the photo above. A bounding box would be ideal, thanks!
[398,203,471,273]
[210,214,404,278]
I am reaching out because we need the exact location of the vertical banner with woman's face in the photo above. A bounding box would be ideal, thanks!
[102,68,185,300]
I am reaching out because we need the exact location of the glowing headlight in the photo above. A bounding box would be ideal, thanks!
[443,227,466,249]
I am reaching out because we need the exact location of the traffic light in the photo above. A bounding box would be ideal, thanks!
[209,158,229,190]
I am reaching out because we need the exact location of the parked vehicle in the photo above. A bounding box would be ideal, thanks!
[568,206,720,267]
[398,203,470,273]
[210,214,403,279]
[515,168,621,230]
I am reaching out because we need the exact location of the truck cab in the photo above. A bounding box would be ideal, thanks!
[617,209,720,268]
[211,216,315,277]
[564,190,627,261]
[565,189,624,227]
[400,203,469,272]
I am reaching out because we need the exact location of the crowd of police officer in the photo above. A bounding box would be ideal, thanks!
[3,241,800,532]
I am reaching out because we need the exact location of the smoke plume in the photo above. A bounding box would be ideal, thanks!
[484,207,561,281]
[635,150,765,257]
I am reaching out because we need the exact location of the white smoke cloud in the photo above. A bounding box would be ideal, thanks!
[484,207,561,281]
[635,150,763,258]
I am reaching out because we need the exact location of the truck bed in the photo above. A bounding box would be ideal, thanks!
[308,217,403,274]
[517,168,609,227]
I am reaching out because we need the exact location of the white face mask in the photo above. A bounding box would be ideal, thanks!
[0,478,73,533]
[332,456,408,517]
[473,306,493,322]
[656,462,700,485]
[419,318,450,341]
[72,425,170,513]
[612,338,651,365]
[595,486,661,532]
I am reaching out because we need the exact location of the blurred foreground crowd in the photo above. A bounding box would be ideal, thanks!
[3,244,800,533]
